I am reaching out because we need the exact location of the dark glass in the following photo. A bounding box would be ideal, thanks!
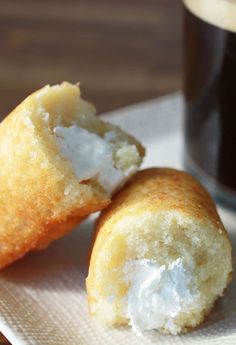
[183,6,236,207]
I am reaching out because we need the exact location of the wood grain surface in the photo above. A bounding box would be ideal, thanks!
[0,0,181,120]
[0,1,182,343]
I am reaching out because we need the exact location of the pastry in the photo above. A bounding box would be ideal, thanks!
[0,82,144,268]
[86,168,232,335]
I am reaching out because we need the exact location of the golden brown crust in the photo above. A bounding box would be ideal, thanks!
[0,89,108,268]
[92,168,230,266]
[0,82,144,269]
[32,216,85,250]
[87,168,233,331]
[96,168,225,233]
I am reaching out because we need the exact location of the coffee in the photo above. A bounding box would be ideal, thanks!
[183,0,236,202]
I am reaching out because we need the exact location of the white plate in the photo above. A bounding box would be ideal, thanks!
[0,93,235,345]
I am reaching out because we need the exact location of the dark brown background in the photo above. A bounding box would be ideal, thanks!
[0,0,182,343]
[0,0,182,119]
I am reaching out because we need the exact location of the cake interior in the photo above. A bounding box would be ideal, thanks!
[28,82,143,197]
[88,211,232,335]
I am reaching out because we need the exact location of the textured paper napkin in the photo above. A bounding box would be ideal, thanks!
[0,93,235,345]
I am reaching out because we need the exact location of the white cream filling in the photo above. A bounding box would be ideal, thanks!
[124,258,199,336]
[54,126,129,194]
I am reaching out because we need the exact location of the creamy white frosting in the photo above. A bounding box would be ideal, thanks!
[124,258,198,336]
[54,126,125,194]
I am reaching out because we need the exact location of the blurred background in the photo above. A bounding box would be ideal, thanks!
[0,0,181,120]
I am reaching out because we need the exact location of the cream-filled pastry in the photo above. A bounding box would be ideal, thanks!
[0,82,144,268]
[86,168,232,335]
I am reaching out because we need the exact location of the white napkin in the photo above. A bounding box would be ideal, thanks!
[0,93,235,345]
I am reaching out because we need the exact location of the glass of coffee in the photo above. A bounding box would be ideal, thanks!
[183,0,236,210]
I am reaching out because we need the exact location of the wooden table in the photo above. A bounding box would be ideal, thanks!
[0,0,181,118]
[0,0,182,343]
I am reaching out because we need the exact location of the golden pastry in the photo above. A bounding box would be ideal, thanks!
[0,82,144,268]
[86,168,232,335]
